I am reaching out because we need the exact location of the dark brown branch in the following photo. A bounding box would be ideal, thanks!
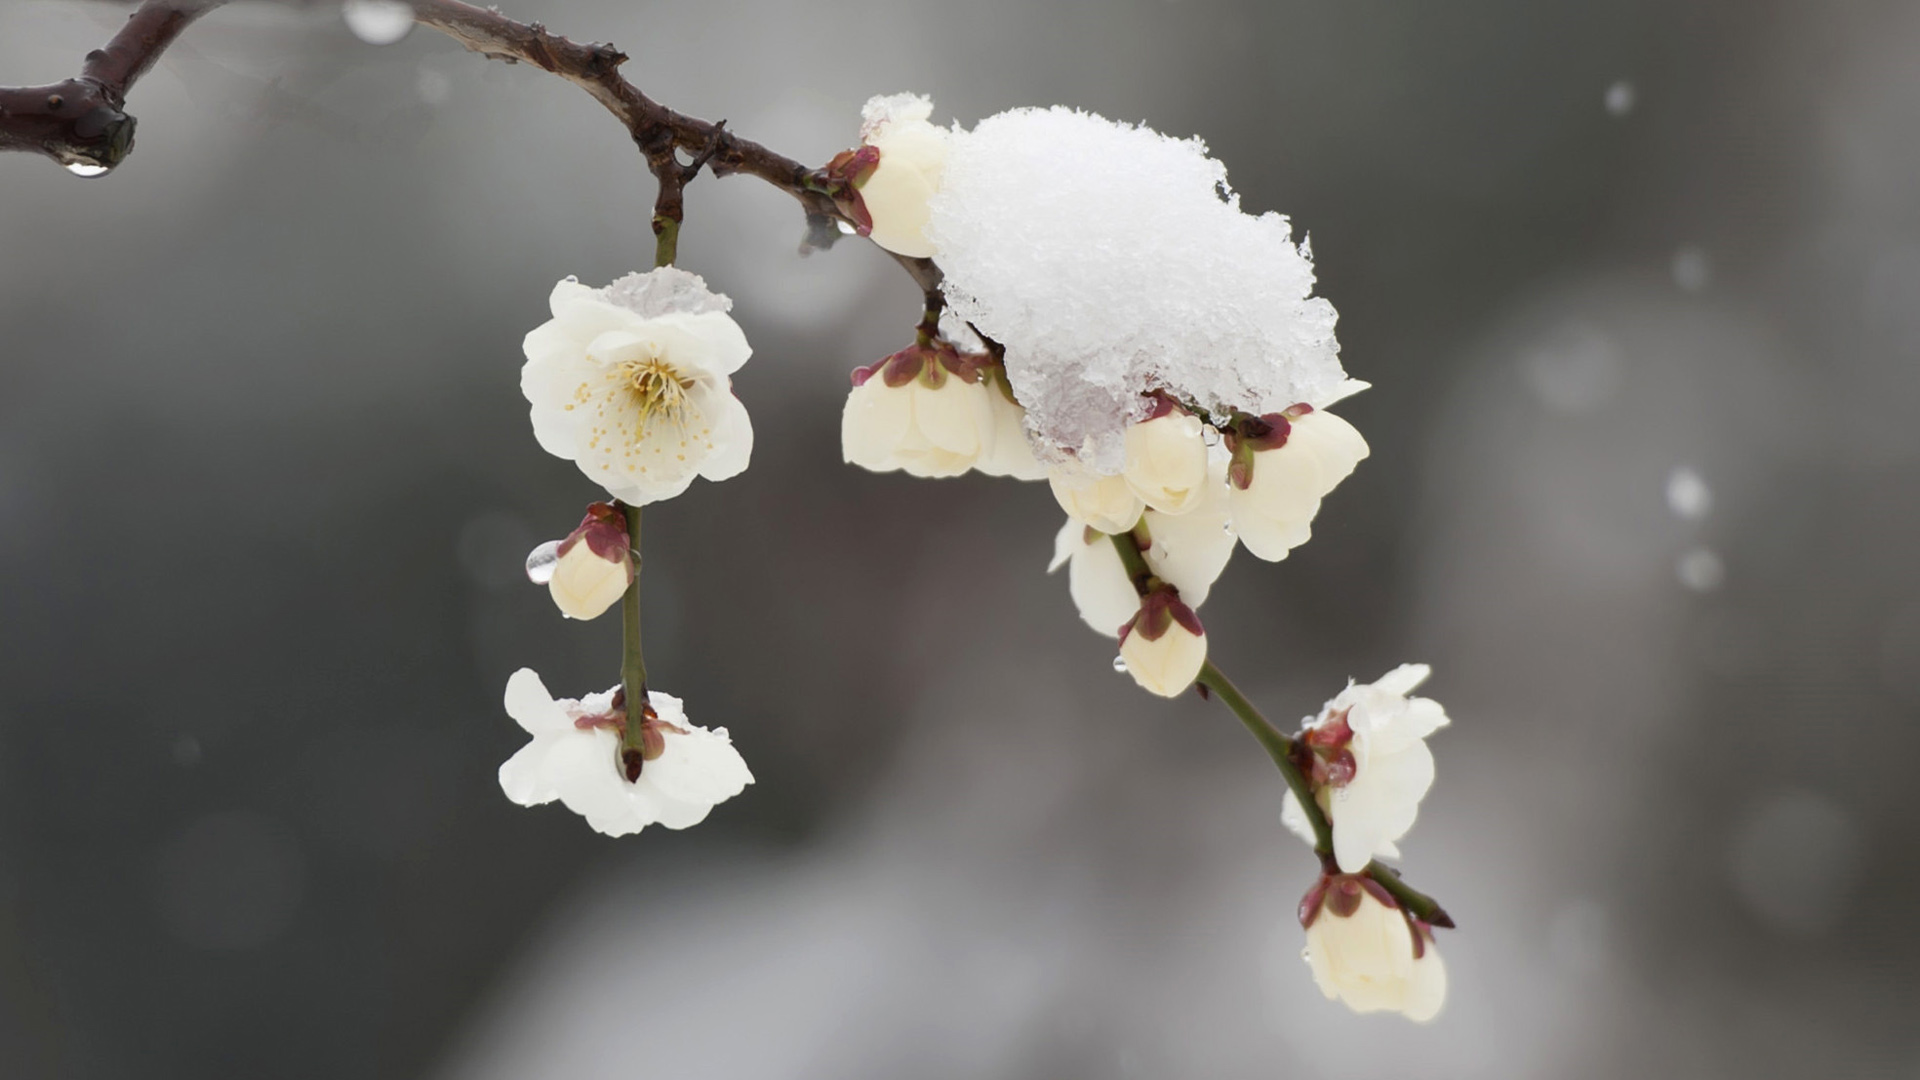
[0,0,221,171]
[407,0,944,293]
[1,0,944,295]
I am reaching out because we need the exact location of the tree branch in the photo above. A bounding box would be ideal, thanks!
[0,0,221,171]
[0,0,949,299]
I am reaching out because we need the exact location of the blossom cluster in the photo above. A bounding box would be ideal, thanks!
[833,93,1453,1021]
[483,89,1455,1025]
[501,267,760,837]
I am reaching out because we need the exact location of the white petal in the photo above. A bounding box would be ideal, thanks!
[1280,791,1317,848]
[1122,413,1211,515]
[503,669,570,735]
[1372,663,1433,699]
[498,739,562,806]
[841,380,914,472]
[650,311,753,378]
[1068,530,1141,638]
[913,379,991,460]
[1048,519,1079,574]
[647,725,754,808]
[696,391,754,482]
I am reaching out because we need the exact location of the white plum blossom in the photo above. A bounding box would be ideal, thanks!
[1300,874,1447,1022]
[521,268,753,507]
[1049,454,1237,636]
[497,669,752,837]
[1117,588,1207,697]
[544,503,633,621]
[1227,402,1369,562]
[841,342,996,478]
[1283,664,1450,874]
[1122,404,1212,515]
[1049,468,1144,535]
[839,93,949,258]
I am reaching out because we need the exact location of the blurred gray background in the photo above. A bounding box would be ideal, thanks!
[2,0,1918,1077]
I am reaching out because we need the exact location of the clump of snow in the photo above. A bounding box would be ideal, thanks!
[861,92,935,141]
[927,107,1346,472]
[601,266,732,318]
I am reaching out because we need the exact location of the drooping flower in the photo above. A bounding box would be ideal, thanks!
[497,669,752,837]
[521,268,753,507]
[543,502,633,621]
[841,340,996,478]
[1049,454,1237,635]
[827,93,949,258]
[1117,586,1207,697]
[1049,468,1145,535]
[1122,401,1212,515]
[1226,403,1369,561]
[1282,664,1450,873]
[1299,873,1447,1022]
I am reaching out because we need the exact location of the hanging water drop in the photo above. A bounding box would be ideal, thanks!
[65,162,110,178]
[342,0,414,45]
[835,219,858,236]
[525,539,562,584]
[1112,655,1129,673]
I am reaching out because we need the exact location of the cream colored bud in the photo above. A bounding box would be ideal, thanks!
[1122,411,1211,514]
[547,540,632,620]
[1230,410,1369,561]
[1303,886,1446,1023]
[1049,469,1145,535]
[1117,593,1207,698]
[858,101,948,258]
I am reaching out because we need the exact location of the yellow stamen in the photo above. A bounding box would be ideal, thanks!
[617,354,695,437]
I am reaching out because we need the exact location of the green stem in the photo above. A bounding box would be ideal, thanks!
[1106,531,1455,927]
[1194,660,1333,856]
[652,214,680,268]
[618,502,647,748]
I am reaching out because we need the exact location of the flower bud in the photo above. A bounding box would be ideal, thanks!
[1122,403,1211,515]
[1117,587,1207,697]
[1299,873,1447,1023]
[841,342,996,478]
[545,503,634,621]
[1226,406,1369,561]
[836,93,949,258]
[1049,468,1145,535]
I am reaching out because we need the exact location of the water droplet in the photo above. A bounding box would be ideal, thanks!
[1604,80,1636,117]
[342,0,414,45]
[1676,546,1724,592]
[835,219,858,236]
[65,161,110,177]
[525,539,561,584]
[1664,466,1712,520]
[1111,655,1129,673]
[1671,245,1712,292]
[1222,521,1234,535]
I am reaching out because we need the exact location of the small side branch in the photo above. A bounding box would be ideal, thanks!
[0,0,221,170]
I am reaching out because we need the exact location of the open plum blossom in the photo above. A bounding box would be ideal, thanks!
[842,339,998,478]
[1283,664,1450,873]
[828,93,949,258]
[1225,394,1369,562]
[521,267,753,506]
[1300,873,1447,1022]
[497,669,752,837]
[1050,454,1237,636]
